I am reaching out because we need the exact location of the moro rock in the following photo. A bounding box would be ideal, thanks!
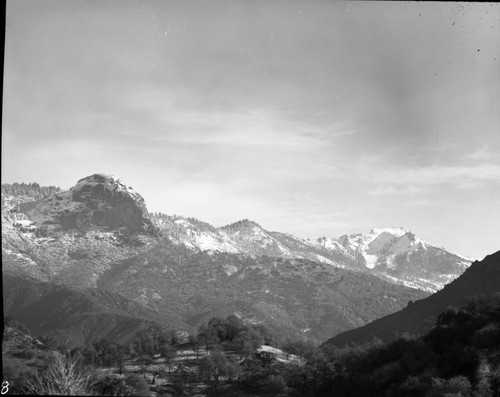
[28,174,159,236]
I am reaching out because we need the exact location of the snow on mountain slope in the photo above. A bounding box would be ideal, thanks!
[153,215,349,267]
[1,177,471,294]
[153,216,472,292]
[1,176,160,286]
[307,228,472,292]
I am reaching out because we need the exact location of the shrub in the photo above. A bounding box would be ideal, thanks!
[124,373,150,395]
[91,375,125,396]
[426,376,472,397]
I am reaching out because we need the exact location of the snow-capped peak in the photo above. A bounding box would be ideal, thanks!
[369,227,410,238]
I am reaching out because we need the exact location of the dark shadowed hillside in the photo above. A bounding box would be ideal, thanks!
[3,275,188,346]
[324,250,500,347]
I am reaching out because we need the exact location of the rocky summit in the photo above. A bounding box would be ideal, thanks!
[26,174,159,237]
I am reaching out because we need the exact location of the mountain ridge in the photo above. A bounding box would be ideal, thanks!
[152,213,471,292]
[2,176,471,293]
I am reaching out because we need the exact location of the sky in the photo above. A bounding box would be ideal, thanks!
[2,1,499,259]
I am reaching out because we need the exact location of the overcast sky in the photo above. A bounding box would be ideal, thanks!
[3,1,499,259]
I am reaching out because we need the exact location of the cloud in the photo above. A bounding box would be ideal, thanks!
[369,184,425,196]
[362,153,500,197]
[405,199,434,207]
[466,145,500,162]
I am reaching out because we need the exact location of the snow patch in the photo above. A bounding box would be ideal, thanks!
[364,254,378,269]
[315,254,333,264]
[386,254,398,270]
[223,264,238,276]
[370,227,409,238]
[72,174,144,202]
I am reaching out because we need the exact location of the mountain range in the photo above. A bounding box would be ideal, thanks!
[154,215,471,292]
[1,174,476,345]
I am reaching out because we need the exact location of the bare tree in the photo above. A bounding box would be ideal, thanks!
[25,354,94,395]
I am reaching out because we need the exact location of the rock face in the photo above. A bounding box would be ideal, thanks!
[69,174,156,234]
[28,174,159,236]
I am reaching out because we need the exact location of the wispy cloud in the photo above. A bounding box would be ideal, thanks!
[404,199,434,207]
[121,86,359,149]
[369,184,425,196]
[364,155,500,196]
[466,145,500,162]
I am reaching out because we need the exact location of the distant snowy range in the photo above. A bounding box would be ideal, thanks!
[154,215,471,293]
